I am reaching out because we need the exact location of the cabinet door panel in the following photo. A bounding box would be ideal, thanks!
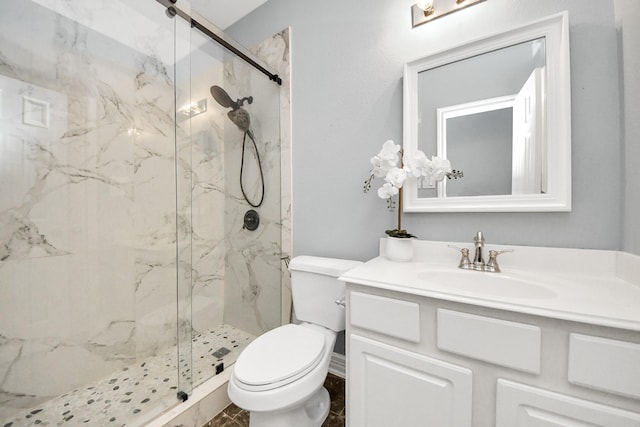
[569,333,640,399]
[349,334,472,427]
[496,379,640,427]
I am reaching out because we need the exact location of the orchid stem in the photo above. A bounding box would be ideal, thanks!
[397,149,404,233]
[397,186,403,232]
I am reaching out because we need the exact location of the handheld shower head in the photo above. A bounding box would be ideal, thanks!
[228,108,251,133]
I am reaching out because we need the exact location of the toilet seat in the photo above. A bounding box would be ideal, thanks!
[233,324,326,392]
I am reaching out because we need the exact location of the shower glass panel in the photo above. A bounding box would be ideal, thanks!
[174,1,194,399]
[180,11,283,389]
[0,1,183,425]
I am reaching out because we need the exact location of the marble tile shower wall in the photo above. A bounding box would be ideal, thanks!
[220,57,283,337]
[0,0,288,421]
[187,29,287,339]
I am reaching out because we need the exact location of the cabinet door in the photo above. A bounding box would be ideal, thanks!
[348,334,472,427]
[496,379,640,426]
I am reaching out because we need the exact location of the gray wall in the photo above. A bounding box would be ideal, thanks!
[228,0,632,260]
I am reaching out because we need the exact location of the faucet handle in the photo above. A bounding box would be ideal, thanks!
[485,249,514,273]
[448,245,472,269]
[492,249,514,255]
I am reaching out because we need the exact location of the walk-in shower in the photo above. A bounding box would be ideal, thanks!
[0,1,288,425]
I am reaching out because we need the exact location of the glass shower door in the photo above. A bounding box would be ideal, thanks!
[0,1,187,425]
[173,0,195,400]
[175,7,284,390]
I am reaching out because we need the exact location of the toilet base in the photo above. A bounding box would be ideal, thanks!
[248,386,330,427]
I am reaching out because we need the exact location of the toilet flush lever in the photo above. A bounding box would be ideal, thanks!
[334,297,346,308]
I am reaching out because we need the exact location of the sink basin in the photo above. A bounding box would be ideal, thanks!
[417,270,557,299]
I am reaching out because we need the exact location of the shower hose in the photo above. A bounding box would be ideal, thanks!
[240,130,265,208]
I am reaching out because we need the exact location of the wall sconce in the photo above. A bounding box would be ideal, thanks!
[412,0,486,28]
[178,98,208,118]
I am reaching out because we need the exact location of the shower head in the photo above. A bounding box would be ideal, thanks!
[210,85,238,110]
[210,85,253,110]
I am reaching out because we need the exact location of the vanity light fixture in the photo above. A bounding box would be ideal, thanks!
[411,0,486,28]
[416,0,435,16]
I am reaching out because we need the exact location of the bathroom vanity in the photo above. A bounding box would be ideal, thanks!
[340,240,640,427]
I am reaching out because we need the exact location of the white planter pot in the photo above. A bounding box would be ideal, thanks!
[385,236,415,262]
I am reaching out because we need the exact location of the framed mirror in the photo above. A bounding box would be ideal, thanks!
[403,12,571,212]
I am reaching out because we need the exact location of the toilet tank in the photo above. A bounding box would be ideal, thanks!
[288,256,363,332]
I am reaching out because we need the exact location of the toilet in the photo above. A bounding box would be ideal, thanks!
[227,255,362,427]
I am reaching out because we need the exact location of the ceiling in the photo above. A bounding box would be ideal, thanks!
[189,0,268,29]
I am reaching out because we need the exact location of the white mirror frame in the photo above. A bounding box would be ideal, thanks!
[403,12,571,212]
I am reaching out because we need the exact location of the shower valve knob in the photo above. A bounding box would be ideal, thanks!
[243,209,260,231]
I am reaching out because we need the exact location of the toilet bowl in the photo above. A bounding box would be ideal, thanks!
[227,256,362,427]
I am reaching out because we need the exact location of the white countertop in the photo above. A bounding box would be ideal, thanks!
[340,240,640,332]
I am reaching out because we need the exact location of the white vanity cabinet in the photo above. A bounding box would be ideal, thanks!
[344,284,640,427]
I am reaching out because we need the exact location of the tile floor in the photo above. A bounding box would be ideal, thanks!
[1,325,253,427]
[203,373,346,427]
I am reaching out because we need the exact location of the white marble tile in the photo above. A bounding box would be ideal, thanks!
[252,28,294,324]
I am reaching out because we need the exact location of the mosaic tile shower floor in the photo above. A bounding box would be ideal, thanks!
[1,325,254,427]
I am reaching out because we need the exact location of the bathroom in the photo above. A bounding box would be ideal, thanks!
[1,0,639,426]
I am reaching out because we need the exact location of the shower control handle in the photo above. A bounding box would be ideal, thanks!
[243,209,260,231]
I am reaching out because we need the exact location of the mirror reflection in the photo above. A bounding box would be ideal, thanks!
[403,12,571,212]
[438,99,514,197]
[417,37,546,199]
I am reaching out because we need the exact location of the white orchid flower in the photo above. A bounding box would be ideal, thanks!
[365,139,460,240]
[384,167,408,188]
[370,155,388,178]
[403,150,431,178]
[424,156,453,186]
[377,182,399,199]
[369,140,401,178]
[377,140,401,168]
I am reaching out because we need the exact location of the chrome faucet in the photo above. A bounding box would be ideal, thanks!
[473,231,485,268]
[450,232,513,273]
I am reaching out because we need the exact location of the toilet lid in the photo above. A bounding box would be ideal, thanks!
[234,324,325,390]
